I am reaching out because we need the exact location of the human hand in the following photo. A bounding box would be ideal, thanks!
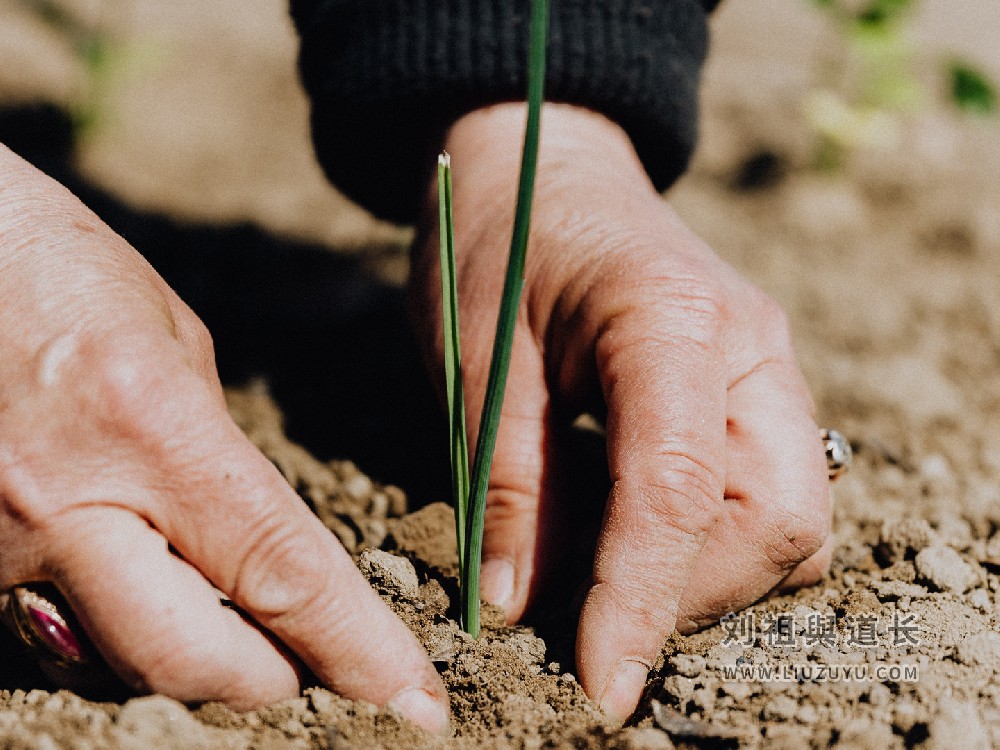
[411,104,832,723]
[0,145,448,733]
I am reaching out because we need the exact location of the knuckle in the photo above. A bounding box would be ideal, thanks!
[229,511,331,626]
[482,487,538,554]
[649,273,728,346]
[757,301,796,358]
[177,312,215,363]
[599,261,728,344]
[754,290,792,337]
[85,339,176,429]
[81,332,218,446]
[0,445,60,532]
[625,452,724,540]
[664,275,728,326]
[484,485,537,527]
[591,579,676,637]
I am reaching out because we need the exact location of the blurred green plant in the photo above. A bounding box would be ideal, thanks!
[16,0,139,137]
[806,0,997,170]
[949,60,997,115]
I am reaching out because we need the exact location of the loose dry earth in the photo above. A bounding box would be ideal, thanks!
[1,0,1000,747]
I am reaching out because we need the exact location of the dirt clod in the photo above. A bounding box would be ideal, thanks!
[914,545,979,594]
[925,699,990,750]
[954,631,1000,667]
[357,549,420,600]
[115,696,214,750]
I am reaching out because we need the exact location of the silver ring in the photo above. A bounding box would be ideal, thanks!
[821,428,852,481]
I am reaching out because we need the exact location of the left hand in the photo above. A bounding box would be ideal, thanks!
[410,103,832,724]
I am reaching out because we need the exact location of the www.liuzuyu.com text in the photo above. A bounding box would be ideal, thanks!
[719,662,920,683]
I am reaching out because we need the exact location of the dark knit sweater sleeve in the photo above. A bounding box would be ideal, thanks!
[291,0,714,223]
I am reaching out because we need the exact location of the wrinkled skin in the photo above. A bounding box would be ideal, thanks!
[0,143,449,733]
[412,104,832,722]
[0,100,830,731]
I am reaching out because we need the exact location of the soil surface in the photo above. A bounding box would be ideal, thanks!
[2,0,1000,748]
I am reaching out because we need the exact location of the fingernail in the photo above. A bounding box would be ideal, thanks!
[598,658,650,726]
[388,687,450,736]
[480,558,515,612]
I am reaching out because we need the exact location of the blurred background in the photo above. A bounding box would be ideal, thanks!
[1,0,996,246]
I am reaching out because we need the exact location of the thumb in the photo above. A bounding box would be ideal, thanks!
[468,329,551,622]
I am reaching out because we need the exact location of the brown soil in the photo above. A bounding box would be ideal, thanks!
[2,0,1000,748]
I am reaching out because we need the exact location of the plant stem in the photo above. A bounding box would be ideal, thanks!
[437,152,470,575]
[461,0,549,637]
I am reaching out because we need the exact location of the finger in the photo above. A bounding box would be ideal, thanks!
[464,327,554,621]
[576,301,728,725]
[774,536,834,593]
[46,509,300,708]
[673,362,832,632]
[144,383,449,733]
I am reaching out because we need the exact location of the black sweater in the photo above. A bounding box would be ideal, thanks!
[290,0,718,223]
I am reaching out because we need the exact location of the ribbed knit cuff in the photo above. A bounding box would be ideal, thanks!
[292,0,711,223]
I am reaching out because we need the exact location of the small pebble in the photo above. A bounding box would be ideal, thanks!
[719,681,753,701]
[115,696,211,750]
[914,545,978,594]
[920,454,953,483]
[934,514,972,548]
[670,654,705,678]
[690,687,716,713]
[795,702,819,724]
[925,699,990,750]
[954,631,1000,667]
[764,726,812,750]
[879,518,934,562]
[868,683,891,707]
[506,632,547,667]
[613,727,675,750]
[968,588,992,613]
[367,491,389,517]
[661,675,696,702]
[892,700,921,733]
[342,473,373,500]
[32,734,59,750]
[762,695,798,722]
[357,548,419,598]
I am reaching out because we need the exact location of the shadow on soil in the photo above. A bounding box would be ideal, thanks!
[0,102,451,507]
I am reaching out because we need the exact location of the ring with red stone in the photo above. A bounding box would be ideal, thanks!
[1,583,235,696]
[0,584,89,668]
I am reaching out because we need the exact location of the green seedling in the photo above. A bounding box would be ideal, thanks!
[805,0,996,170]
[438,0,548,637]
[437,151,470,576]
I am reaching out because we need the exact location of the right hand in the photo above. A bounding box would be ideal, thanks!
[0,144,449,734]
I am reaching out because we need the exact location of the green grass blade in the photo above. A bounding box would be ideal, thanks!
[461,0,549,637]
[438,152,470,576]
